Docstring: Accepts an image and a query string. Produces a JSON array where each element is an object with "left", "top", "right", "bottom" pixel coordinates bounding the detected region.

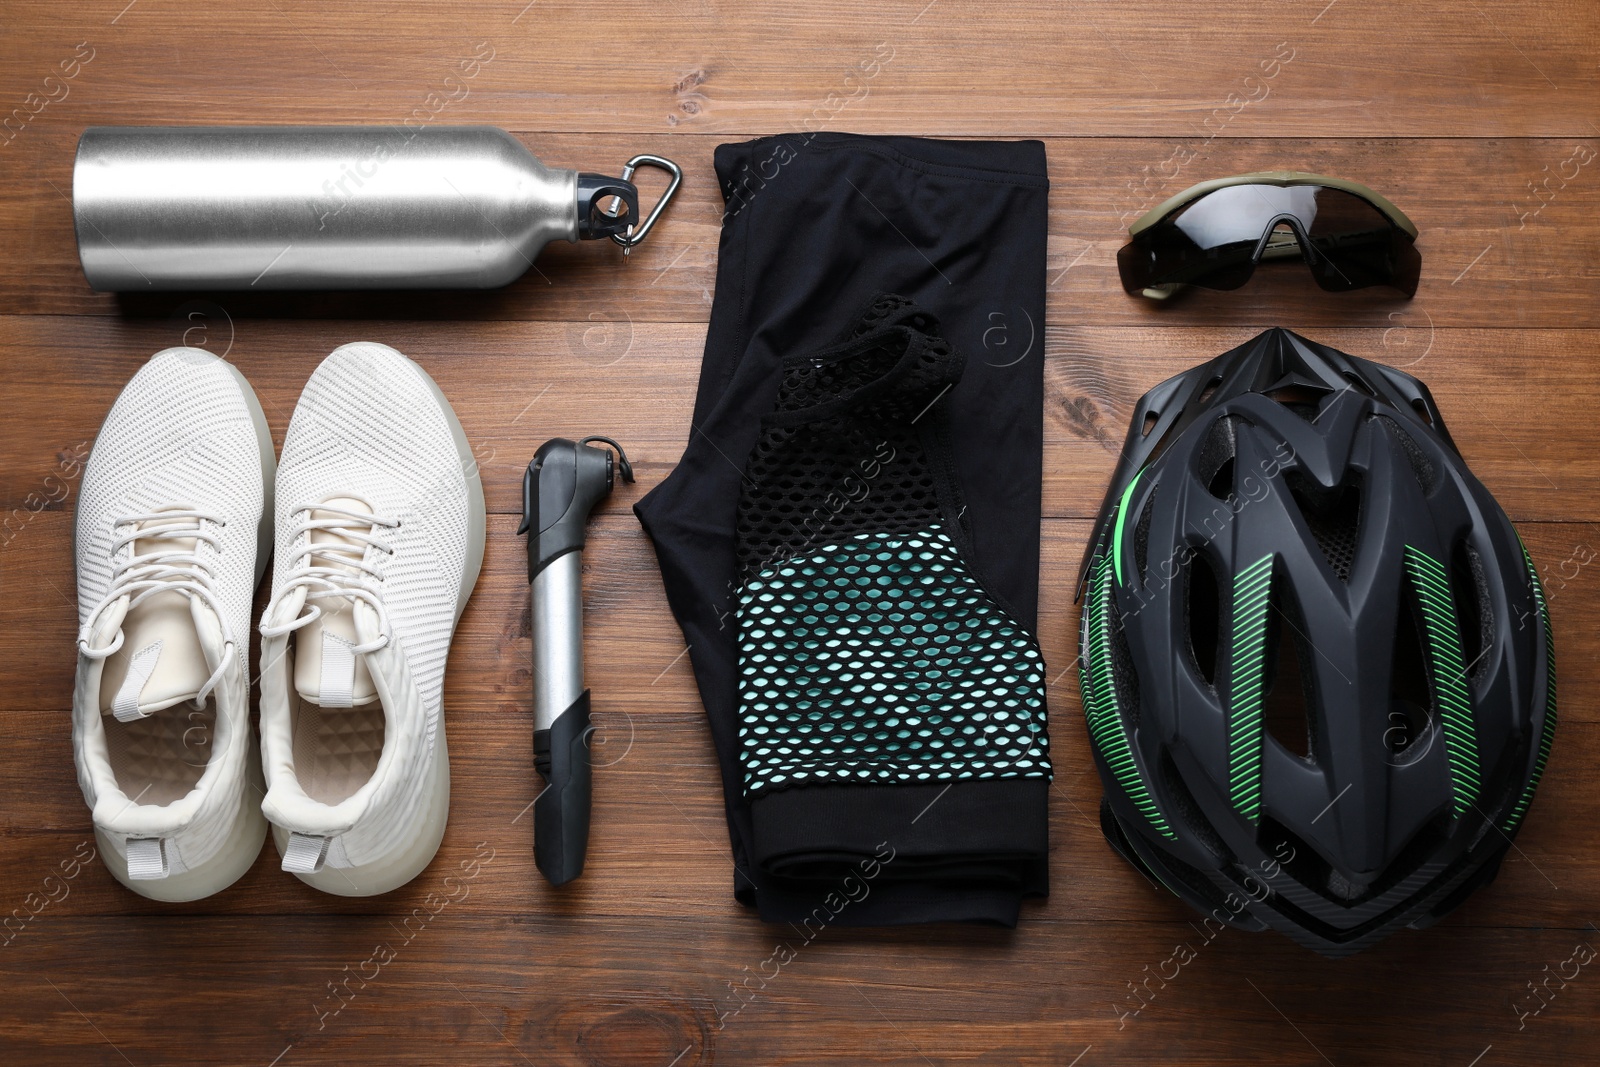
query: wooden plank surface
[{"left": 2, "top": 2, "right": 1598, "bottom": 1065}]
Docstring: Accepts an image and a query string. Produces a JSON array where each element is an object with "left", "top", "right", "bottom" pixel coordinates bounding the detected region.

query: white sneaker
[
  {"left": 73, "top": 348, "right": 274, "bottom": 901},
  {"left": 258, "top": 342, "right": 485, "bottom": 896}
]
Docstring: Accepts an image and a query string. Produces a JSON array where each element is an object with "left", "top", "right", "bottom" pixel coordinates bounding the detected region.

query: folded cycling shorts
[{"left": 635, "top": 133, "right": 1051, "bottom": 926}]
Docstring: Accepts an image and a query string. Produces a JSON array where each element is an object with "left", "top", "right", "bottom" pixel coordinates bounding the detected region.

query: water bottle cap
[{"left": 575, "top": 174, "right": 639, "bottom": 240}]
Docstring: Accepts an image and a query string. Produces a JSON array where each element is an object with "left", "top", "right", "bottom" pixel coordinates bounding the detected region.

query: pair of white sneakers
[{"left": 73, "top": 343, "right": 485, "bottom": 900}]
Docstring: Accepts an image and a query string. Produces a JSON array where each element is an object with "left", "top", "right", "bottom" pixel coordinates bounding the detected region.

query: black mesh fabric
[
  {"left": 734, "top": 297, "right": 1051, "bottom": 797},
  {"left": 1286, "top": 472, "right": 1362, "bottom": 581},
  {"left": 1375, "top": 415, "right": 1437, "bottom": 494},
  {"left": 734, "top": 296, "right": 949, "bottom": 574}
]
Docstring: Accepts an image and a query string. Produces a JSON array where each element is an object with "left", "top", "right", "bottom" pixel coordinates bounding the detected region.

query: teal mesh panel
[{"left": 737, "top": 527, "right": 1049, "bottom": 793}]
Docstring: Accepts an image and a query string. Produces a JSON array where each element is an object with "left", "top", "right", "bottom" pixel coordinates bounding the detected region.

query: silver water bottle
[{"left": 72, "top": 126, "right": 679, "bottom": 290}]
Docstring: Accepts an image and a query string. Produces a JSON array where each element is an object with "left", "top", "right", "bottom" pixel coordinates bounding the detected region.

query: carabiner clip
[{"left": 604, "top": 154, "right": 682, "bottom": 254}]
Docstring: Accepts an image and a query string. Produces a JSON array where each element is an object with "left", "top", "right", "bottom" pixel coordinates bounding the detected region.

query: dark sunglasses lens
[
  {"left": 1117, "top": 231, "right": 1257, "bottom": 291},
  {"left": 1390, "top": 236, "right": 1422, "bottom": 295},
  {"left": 1303, "top": 188, "right": 1417, "bottom": 294},
  {"left": 1120, "top": 184, "right": 1306, "bottom": 292}
]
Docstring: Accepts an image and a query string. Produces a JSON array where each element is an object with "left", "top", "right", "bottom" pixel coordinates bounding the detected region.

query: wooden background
[{"left": 2, "top": 1, "right": 1597, "bottom": 1064}]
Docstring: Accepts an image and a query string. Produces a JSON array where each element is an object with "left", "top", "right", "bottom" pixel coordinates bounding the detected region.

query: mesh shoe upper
[
  {"left": 73, "top": 347, "right": 270, "bottom": 880},
  {"left": 258, "top": 342, "right": 477, "bottom": 871}
]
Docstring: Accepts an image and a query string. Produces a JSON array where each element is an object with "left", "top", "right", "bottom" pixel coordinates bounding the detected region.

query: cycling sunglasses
[{"left": 1118, "top": 172, "right": 1421, "bottom": 299}]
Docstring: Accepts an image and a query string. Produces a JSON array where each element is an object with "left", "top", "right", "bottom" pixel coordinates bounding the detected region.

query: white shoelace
[
  {"left": 260, "top": 502, "right": 398, "bottom": 653},
  {"left": 78, "top": 508, "right": 235, "bottom": 708}
]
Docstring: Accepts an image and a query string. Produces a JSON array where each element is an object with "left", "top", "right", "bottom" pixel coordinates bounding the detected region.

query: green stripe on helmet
[
  {"left": 1502, "top": 544, "right": 1557, "bottom": 832},
  {"left": 1227, "top": 554, "right": 1274, "bottom": 822},
  {"left": 1081, "top": 552, "right": 1174, "bottom": 839},
  {"left": 1402, "top": 546, "right": 1482, "bottom": 816},
  {"left": 1112, "top": 468, "right": 1146, "bottom": 586}
]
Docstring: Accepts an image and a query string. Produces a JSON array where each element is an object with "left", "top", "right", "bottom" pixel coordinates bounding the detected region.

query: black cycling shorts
[{"left": 635, "top": 132, "right": 1051, "bottom": 926}]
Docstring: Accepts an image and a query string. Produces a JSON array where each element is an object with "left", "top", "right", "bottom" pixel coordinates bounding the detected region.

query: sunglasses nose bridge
[{"left": 1252, "top": 213, "right": 1315, "bottom": 262}]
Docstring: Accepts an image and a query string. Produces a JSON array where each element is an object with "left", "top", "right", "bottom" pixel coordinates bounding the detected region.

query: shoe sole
[
  {"left": 274, "top": 345, "right": 485, "bottom": 897},
  {"left": 95, "top": 349, "right": 276, "bottom": 901}
]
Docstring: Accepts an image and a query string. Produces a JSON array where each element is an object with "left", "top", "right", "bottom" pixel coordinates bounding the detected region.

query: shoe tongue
[
  {"left": 99, "top": 522, "right": 225, "bottom": 722},
  {"left": 293, "top": 497, "right": 380, "bottom": 708}
]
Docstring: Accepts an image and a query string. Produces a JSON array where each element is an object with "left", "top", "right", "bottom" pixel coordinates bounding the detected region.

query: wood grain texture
[
  {"left": 1, "top": 1, "right": 1598, "bottom": 1065},
  {"left": 3, "top": 317, "right": 1596, "bottom": 520}
]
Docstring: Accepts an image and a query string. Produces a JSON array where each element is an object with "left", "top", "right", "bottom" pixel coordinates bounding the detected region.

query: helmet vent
[
  {"left": 1285, "top": 472, "right": 1363, "bottom": 582},
  {"left": 1195, "top": 374, "right": 1223, "bottom": 406},
  {"left": 1159, "top": 750, "right": 1231, "bottom": 861},
  {"left": 1109, "top": 596, "right": 1142, "bottom": 729},
  {"left": 1387, "top": 583, "right": 1434, "bottom": 759},
  {"left": 1141, "top": 409, "right": 1160, "bottom": 437},
  {"left": 1209, "top": 458, "right": 1236, "bottom": 501},
  {"left": 1341, "top": 370, "right": 1378, "bottom": 399},
  {"left": 1185, "top": 551, "right": 1223, "bottom": 687},
  {"left": 1133, "top": 492, "right": 1155, "bottom": 582},
  {"left": 1375, "top": 416, "right": 1437, "bottom": 495},
  {"left": 1264, "top": 384, "right": 1329, "bottom": 421},
  {"left": 1262, "top": 591, "right": 1315, "bottom": 761},
  {"left": 1196, "top": 415, "right": 1242, "bottom": 502}
]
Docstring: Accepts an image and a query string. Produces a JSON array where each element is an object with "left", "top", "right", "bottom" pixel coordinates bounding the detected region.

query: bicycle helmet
[{"left": 1076, "top": 327, "right": 1556, "bottom": 956}]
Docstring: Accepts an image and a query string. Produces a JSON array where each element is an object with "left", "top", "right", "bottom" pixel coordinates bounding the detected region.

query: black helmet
[{"left": 1076, "top": 327, "right": 1556, "bottom": 956}]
